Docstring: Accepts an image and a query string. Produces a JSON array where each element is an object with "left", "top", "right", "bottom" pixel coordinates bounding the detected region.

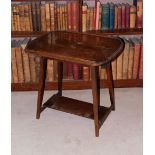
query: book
[
  {"left": 130, "top": 5, "right": 136, "bottom": 28},
  {"left": 127, "top": 40, "right": 134, "bottom": 79},
  {"left": 112, "top": 59, "right": 117, "bottom": 80},
  {"left": 101, "top": 3, "right": 110, "bottom": 30},
  {"left": 131, "top": 38, "right": 141, "bottom": 79},
  {"left": 125, "top": 3, "right": 130, "bottom": 29},
  {"left": 36, "top": 1, "right": 41, "bottom": 31},
  {"left": 50, "top": 2, "right": 55, "bottom": 31},
  {"left": 67, "top": 2, "right": 72, "bottom": 30},
  {"left": 82, "top": 4, "right": 87, "bottom": 32},
  {"left": 16, "top": 40, "right": 25, "bottom": 83},
  {"left": 47, "top": 59, "right": 54, "bottom": 82},
  {"left": 40, "top": 2, "right": 46, "bottom": 31},
  {"left": 121, "top": 3, "right": 126, "bottom": 29},
  {"left": 109, "top": 3, "right": 115, "bottom": 31},
  {"left": 83, "top": 66, "right": 90, "bottom": 81},
  {"left": 116, "top": 52, "right": 123, "bottom": 80},
  {"left": 139, "top": 38, "right": 143, "bottom": 79},
  {"left": 45, "top": 2, "right": 51, "bottom": 31},
  {"left": 72, "top": 1, "right": 79, "bottom": 31},
  {"left": 137, "top": 0, "right": 143, "bottom": 28},
  {"left": 11, "top": 40, "right": 18, "bottom": 83},
  {"left": 95, "top": 1, "right": 100, "bottom": 30},
  {"left": 21, "top": 38, "right": 31, "bottom": 82},
  {"left": 114, "top": 4, "right": 118, "bottom": 29},
  {"left": 122, "top": 38, "right": 130, "bottom": 79},
  {"left": 117, "top": 4, "right": 122, "bottom": 30}
]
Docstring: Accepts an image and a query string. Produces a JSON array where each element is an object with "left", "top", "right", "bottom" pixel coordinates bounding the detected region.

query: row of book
[
  {"left": 11, "top": 1, "right": 79, "bottom": 32},
  {"left": 11, "top": 36, "right": 143, "bottom": 84},
  {"left": 82, "top": 0, "right": 143, "bottom": 32}
]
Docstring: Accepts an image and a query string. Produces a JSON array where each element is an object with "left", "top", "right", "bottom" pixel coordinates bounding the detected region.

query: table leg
[
  {"left": 106, "top": 62, "right": 115, "bottom": 111},
  {"left": 91, "top": 66, "right": 100, "bottom": 137},
  {"left": 57, "top": 61, "right": 63, "bottom": 96},
  {"left": 36, "top": 57, "right": 47, "bottom": 119}
]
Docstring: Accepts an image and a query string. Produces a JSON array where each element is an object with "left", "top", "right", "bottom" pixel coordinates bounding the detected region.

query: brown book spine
[
  {"left": 60, "top": 5, "right": 63, "bottom": 30},
  {"left": 57, "top": 5, "right": 60, "bottom": 30},
  {"left": 29, "top": 54, "right": 37, "bottom": 82},
  {"left": 132, "top": 39, "right": 141, "bottom": 79},
  {"left": 16, "top": 45, "right": 25, "bottom": 83},
  {"left": 139, "top": 43, "right": 143, "bottom": 79},
  {"left": 11, "top": 46, "right": 18, "bottom": 83},
  {"left": 98, "top": 6, "right": 102, "bottom": 30},
  {"left": 16, "top": 4, "right": 21, "bottom": 31},
  {"left": 50, "top": 2, "right": 55, "bottom": 31},
  {"left": 130, "top": 5, "right": 136, "bottom": 28},
  {"left": 112, "top": 59, "right": 117, "bottom": 80},
  {"left": 64, "top": 5, "right": 67, "bottom": 30},
  {"left": 28, "top": 3, "right": 33, "bottom": 31},
  {"left": 125, "top": 4, "right": 130, "bottom": 29},
  {"left": 114, "top": 5, "right": 118, "bottom": 29},
  {"left": 117, "top": 4, "right": 122, "bottom": 30},
  {"left": 11, "top": 66, "right": 14, "bottom": 83},
  {"left": 89, "top": 8, "right": 93, "bottom": 30},
  {"left": 122, "top": 39, "right": 130, "bottom": 79},
  {"left": 116, "top": 53, "right": 123, "bottom": 79},
  {"left": 83, "top": 66, "right": 90, "bottom": 81},
  {"left": 45, "top": 2, "right": 51, "bottom": 31},
  {"left": 24, "top": 4, "right": 31, "bottom": 31},
  {"left": 121, "top": 4, "right": 126, "bottom": 29},
  {"left": 137, "top": 0, "right": 143, "bottom": 28},
  {"left": 82, "top": 4, "right": 87, "bottom": 32},
  {"left": 62, "top": 5, "right": 66, "bottom": 31},
  {"left": 12, "top": 5, "right": 18, "bottom": 31},
  {"left": 41, "top": 3, "right": 46, "bottom": 31},
  {"left": 47, "top": 60, "right": 54, "bottom": 82},
  {"left": 127, "top": 43, "right": 134, "bottom": 79},
  {"left": 35, "top": 56, "right": 40, "bottom": 82},
  {"left": 72, "top": 1, "right": 79, "bottom": 31},
  {"left": 54, "top": 4, "right": 58, "bottom": 31},
  {"left": 18, "top": 4, "right": 25, "bottom": 31},
  {"left": 11, "top": 5, "right": 15, "bottom": 31},
  {"left": 22, "top": 48, "right": 31, "bottom": 82}
]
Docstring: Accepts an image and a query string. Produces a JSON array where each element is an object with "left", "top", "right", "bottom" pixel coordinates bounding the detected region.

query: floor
[{"left": 11, "top": 88, "right": 143, "bottom": 155}]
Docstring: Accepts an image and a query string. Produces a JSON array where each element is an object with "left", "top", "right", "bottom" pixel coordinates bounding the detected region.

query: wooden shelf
[
  {"left": 11, "top": 28, "right": 143, "bottom": 37},
  {"left": 42, "top": 94, "right": 112, "bottom": 128},
  {"left": 86, "top": 28, "right": 143, "bottom": 35},
  {"left": 11, "top": 79, "right": 143, "bottom": 91}
]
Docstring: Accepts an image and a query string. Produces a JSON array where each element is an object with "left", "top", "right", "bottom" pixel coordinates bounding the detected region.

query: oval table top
[{"left": 25, "top": 31, "right": 125, "bottom": 66}]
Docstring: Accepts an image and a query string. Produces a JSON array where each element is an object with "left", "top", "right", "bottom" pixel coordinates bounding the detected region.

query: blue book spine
[
  {"left": 109, "top": 3, "right": 115, "bottom": 31},
  {"left": 101, "top": 4, "right": 110, "bottom": 30}
]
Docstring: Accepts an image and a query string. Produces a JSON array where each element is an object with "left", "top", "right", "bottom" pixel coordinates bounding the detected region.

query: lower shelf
[
  {"left": 11, "top": 79, "right": 143, "bottom": 91},
  {"left": 42, "top": 94, "right": 112, "bottom": 128}
]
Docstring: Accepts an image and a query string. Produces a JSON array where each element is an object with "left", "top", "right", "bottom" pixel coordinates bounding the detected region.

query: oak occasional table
[{"left": 25, "top": 31, "right": 124, "bottom": 137}]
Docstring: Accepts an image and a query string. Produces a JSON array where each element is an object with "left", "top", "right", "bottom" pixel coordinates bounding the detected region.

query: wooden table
[{"left": 25, "top": 31, "right": 124, "bottom": 137}]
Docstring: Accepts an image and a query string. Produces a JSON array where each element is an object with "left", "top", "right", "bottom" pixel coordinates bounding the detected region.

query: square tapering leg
[
  {"left": 106, "top": 63, "right": 115, "bottom": 111},
  {"left": 57, "top": 61, "right": 63, "bottom": 96},
  {"left": 36, "top": 57, "right": 47, "bottom": 119},
  {"left": 91, "top": 66, "right": 100, "bottom": 137}
]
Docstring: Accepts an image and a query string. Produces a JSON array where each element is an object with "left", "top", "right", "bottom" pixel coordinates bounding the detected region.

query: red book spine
[
  {"left": 117, "top": 5, "right": 122, "bottom": 29},
  {"left": 133, "top": 42, "right": 141, "bottom": 79},
  {"left": 73, "top": 64, "right": 79, "bottom": 80},
  {"left": 125, "top": 5, "right": 130, "bottom": 29},
  {"left": 137, "top": 0, "right": 143, "bottom": 28},
  {"left": 72, "top": 1, "right": 79, "bottom": 31},
  {"left": 67, "top": 2, "right": 72, "bottom": 31},
  {"left": 121, "top": 4, "right": 126, "bottom": 29},
  {"left": 139, "top": 44, "right": 143, "bottom": 79}
]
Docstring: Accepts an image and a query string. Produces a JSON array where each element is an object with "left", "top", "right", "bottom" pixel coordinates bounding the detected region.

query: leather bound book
[
  {"left": 139, "top": 38, "right": 143, "bottom": 79},
  {"left": 64, "top": 5, "right": 67, "bottom": 30},
  {"left": 95, "top": 1, "right": 100, "bottom": 30},
  {"left": 16, "top": 4, "right": 21, "bottom": 31},
  {"left": 45, "top": 2, "right": 51, "bottom": 31},
  {"left": 40, "top": 2, "right": 46, "bottom": 31},
  {"left": 16, "top": 40, "right": 25, "bottom": 83},
  {"left": 28, "top": 3, "right": 33, "bottom": 31},
  {"left": 32, "top": 2, "right": 37, "bottom": 31},
  {"left": 21, "top": 38, "right": 31, "bottom": 83},
  {"left": 121, "top": 3, "right": 126, "bottom": 29},
  {"left": 62, "top": 5, "right": 65, "bottom": 31},
  {"left": 89, "top": 7, "right": 93, "bottom": 31},
  {"left": 83, "top": 66, "right": 90, "bottom": 81},
  {"left": 117, "top": 4, "right": 122, "bottom": 30},
  {"left": 72, "top": 1, "right": 79, "bottom": 31},
  {"left": 127, "top": 40, "right": 134, "bottom": 79},
  {"left": 98, "top": 5, "right": 102, "bottom": 30},
  {"left": 137, "top": 0, "right": 143, "bottom": 28},
  {"left": 114, "top": 4, "right": 118, "bottom": 29},
  {"left": 11, "top": 5, "right": 15, "bottom": 31},
  {"left": 54, "top": 3, "right": 58, "bottom": 31},
  {"left": 73, "top": 64, "right": 79, "bottom": 80},
  {"left": 11, "top": 40, "right": 18, "bottom": 83},
  {"left": 82, "top": 4, "right": 87, "bottom": 32},
  {"left": 67, "top": 2, "right": 72, "bottom": 31},
  {"left": 29, "top": 53, "right": 37, "bottom": 82},
  {"left": 36, "top": 1, "right": 41, "bottom": 31},
  {"left": 116, "top": 52, "right": 123, "bottom": 80},
  {"left": 87, "top": 8, "right": 90, "bottom": 31},
  {"left": 12, "top": 4, "right": 18, "bottom": 31},
  {"left": 18, "top": 4, "right": 25, "bottom": 31},
  {"left": 101, "top": 3, "right": 110, "bottom": 30},
  {"left": 34, "top": 56, "right": 40, "bottom": 82},
  {"left": 125, "top": 3, "right": 130, "bottom": 29},
  {"left": 57, "top": 5, "right": 60, "bottom": 30},
  {"left": 131, "top": 38, "right": 141, "bottom": 79},
  {"left": 122, "top": 38, "right": 130, "bottom": 79},
  {"left": 47, "top": 60, "right": 54, "bottom": 82},
  {"left": 130, "top": 5, "right": 136, "bottom": 28},
  {"left": 50, "top": 2, "right": 55, "bottom": 31},
  {"left": 24, "top": 3, "right": 31, "bottom": 31},
  {"left": 109, "top": 3, "right": 115, "bottom": 31},
  {"left": 112, "top": 59, "right": 117, "bottom": 80}
]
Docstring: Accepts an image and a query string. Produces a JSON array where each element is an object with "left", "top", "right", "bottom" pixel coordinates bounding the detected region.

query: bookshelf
[{"left": 11, "top": 0, "right": 143, "bottom": 91}]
